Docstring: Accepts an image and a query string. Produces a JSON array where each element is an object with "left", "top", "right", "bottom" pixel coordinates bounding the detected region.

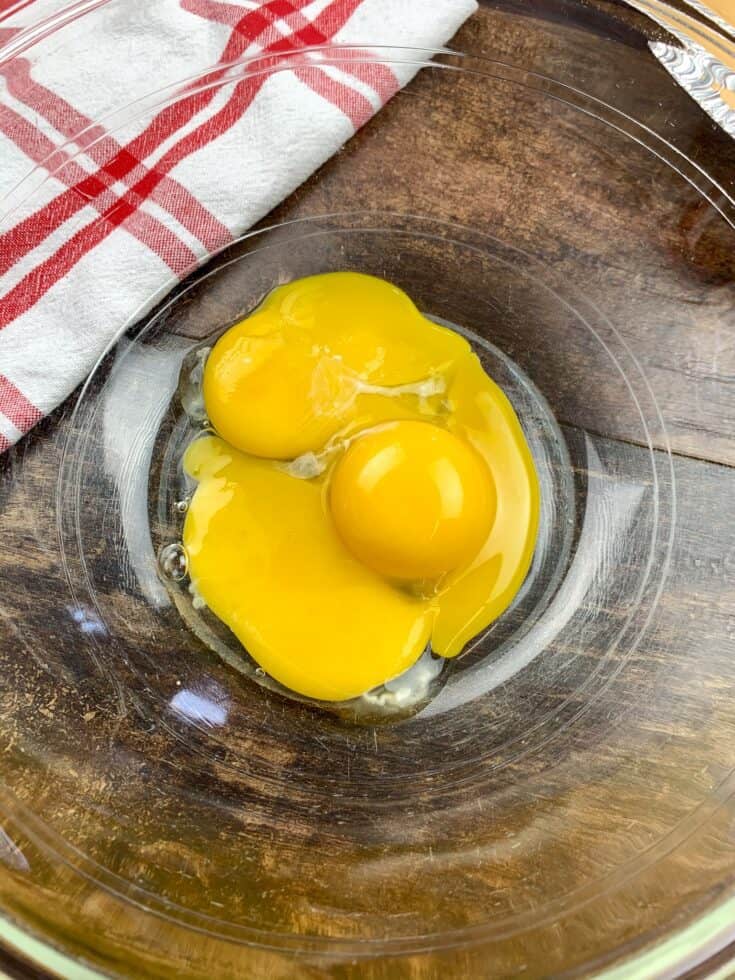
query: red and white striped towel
[{"left": 0, "top": 0, "right": 477, "bottom": 452}]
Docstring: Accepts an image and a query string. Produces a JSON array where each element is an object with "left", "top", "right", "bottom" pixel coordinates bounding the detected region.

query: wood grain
[
  {"left": 1, "top": 1, "right": 734, "bottom": 978},
  {"left": 255, "top": 0, "right": 735, "bottom": 467}
]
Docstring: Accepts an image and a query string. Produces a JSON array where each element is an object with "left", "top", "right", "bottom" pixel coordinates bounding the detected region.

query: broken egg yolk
[{"left": 183, "top": 272, "right": 539, "bottom": 702}]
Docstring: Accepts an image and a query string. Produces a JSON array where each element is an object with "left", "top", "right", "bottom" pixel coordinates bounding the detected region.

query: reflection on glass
[{"left": 169, "top": 685, "right": 229, "bottom": 727}]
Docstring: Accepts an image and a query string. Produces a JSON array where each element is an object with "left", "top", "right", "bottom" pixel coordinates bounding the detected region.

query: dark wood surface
[
  {"left": 261, "top": 0, "right": 735, "bottom": 467},
  {"left": 1, "top": 1, "right": 735, "bottom": 978}
]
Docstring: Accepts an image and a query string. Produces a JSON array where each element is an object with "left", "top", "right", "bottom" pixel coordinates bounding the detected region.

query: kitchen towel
[{"left": 0, "top": 0, "right": 477, "bottom": 451}]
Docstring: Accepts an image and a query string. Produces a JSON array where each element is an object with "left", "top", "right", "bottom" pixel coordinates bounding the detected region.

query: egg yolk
[
  {"left": 182, "top": 272, "right": 539, "bottom": 703},
  {"left": 201, "top": 271, "right": 467, "bottom": 460},
  {"left": 330, "top": 421, "right": 496, "bottom": 581},
  {"left": 183, "top": 435, "right": 432, "bottom": 702}
]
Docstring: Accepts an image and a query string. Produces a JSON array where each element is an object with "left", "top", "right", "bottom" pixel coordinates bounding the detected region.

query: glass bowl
[{"left": 2, "top": 1, "right": 735, "bottom": 976}]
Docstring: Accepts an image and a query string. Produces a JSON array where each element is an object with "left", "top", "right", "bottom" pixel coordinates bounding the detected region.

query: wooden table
[{"left": 1, "top": 1, "right": 734, "bottom": 976}]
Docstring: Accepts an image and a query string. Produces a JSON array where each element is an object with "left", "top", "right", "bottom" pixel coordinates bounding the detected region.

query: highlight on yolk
[
  {"left": 182, "top": 271, "right": 540, "bottom": 703},
  {"left": 330, "top": 421, "right": 496, "bottom": 581}
]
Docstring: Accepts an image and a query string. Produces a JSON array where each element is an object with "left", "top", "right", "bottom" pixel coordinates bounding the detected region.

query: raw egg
[
  {"left": 182, "top": 272, "right": 539, "bottom": 702},
  {"left": 330, "top": 421, "right": 496, "bottom": 582}
]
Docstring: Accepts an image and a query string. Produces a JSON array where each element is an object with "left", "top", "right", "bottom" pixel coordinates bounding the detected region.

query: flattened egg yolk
[
  {"left": 183, "top": 272, "right": 540, "bottom": 703},
  {"left": 182, "top": 435, "right": 432, "bottom": 703},
  {"left": 330, "top": 421, "right": 496, "bottom": 581},
  {"left": 201, "top": 271, "right": 468, "bottom": 460}
]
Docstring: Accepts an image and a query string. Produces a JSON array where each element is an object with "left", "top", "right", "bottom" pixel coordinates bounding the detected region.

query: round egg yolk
[{"left": 330, "top": 420, "right": 496, "bottom": 581}]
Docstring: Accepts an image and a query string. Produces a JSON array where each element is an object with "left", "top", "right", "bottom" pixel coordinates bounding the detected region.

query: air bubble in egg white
[{"left": 159, "top": 543, "right": 188, "bottom": 581}]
